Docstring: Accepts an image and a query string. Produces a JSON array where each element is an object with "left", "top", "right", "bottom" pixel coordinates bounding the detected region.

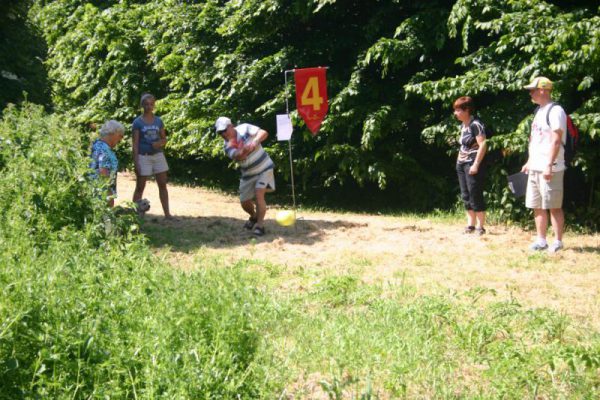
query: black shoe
[
  {"left": 243, "top": 217, "right": 257, "bottom": 230},
  {"left": 476, "top": 227, "right": 486, "bottom": 236},
  {"left": 463, "top": 226, "right": 475, "bottom": 234},
  {"left": 253, "top": 226, "right": 265, "bottom": 236}
]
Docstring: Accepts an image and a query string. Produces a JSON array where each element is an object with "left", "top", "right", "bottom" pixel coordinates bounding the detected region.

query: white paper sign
[{"left": 276, "top": 114, "right": 293, "bottom": 141}]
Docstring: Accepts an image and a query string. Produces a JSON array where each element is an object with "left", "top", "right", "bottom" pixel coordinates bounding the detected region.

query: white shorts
[
  {"left": 138, "top": 153, "right": 169, "bottom": 177},
  {"left": 525, "top": 170, "right": 564, "bottom": 209},
  {"left": 239, "top": 169, "right": 275, "bottom": 202}
]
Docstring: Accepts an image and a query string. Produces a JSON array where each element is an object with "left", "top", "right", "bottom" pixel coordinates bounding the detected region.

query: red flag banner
[{"left": 294, "top": 67, "right": 328, "bottom": 135}]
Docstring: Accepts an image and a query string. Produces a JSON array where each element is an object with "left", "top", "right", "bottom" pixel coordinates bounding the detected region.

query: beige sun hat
[{"left": 524, "top": 76, "right": 553, "bottom": 90}]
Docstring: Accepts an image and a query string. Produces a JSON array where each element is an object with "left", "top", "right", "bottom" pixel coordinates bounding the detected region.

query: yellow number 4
[{"left": 301, "top": 77, "right": 324, "bottom": 111}]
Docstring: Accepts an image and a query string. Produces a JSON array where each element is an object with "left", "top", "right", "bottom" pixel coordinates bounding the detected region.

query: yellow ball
[{"left": 276, "top": 210, "right": 296, "bottom": 226}]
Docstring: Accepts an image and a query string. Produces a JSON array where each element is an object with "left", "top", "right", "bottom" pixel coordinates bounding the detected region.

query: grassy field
[
  {"left": 120, "top": 174, "right": 600, "bottom": 399},
  {"left": 4, "top": 105, "right": 597, "bottom": 398}
]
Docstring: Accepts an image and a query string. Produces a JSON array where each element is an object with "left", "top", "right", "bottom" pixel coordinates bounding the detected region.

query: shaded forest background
[{"left": 2, "top": 0, "right": 600, "bottom": 227}]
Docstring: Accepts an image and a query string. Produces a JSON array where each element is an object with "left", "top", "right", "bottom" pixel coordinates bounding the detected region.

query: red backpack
[{"left": 543, "top": 103, "right": 580, "bottom": 166}]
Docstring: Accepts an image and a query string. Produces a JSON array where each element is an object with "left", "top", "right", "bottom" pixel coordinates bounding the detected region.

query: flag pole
[
  {"left": 283, "top": 66, "right": 329, "bottom": 226},
  {"left": 284, "top": 69, "right": 297, "bottom": 222}
]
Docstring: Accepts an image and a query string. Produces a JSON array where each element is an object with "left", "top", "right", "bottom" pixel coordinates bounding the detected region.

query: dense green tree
[
  {"left": 28, "top": 0, "right": 600, "bottom": 221},
  {"left": 32, "top": 0, "right": 460, "bottom": 209},
  {"left": 0, "top": 0, "right": 49, "bottom": 109},
  {"left": 406, "top": 0, "right": 600, "bottom": 224},
  {"left": 31, "top": 0, "right": 159, "bottom": 123}
]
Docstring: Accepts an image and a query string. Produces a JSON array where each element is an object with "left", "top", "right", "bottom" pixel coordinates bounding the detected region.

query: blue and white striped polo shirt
[{"left": 224, "top": 123, "right": 274, "bottom": 179}]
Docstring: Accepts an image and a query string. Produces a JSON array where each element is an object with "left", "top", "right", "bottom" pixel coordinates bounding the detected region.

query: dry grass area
[{"left": 116, "top": 172, "right": 600, "bottom": 330}]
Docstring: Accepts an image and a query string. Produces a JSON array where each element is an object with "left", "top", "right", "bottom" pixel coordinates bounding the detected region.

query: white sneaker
[
  {"left": 548, "top": 241, "right": 564, "bottom": 253},
  {"left": 529, "top": 241, "right": 548, "bottom": 251}
]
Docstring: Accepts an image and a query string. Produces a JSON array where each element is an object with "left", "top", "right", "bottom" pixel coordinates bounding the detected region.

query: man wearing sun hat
[
  {"left": 521, "top": 76, "right": 567, "bottom": 253},
  {"left": 215, "top": 117, "right": 275, "bottom": 237}
]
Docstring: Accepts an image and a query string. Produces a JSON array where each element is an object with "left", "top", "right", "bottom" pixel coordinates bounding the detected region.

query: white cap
[{"left": 215, "top": 117, "right": 232, "bottom": 133}]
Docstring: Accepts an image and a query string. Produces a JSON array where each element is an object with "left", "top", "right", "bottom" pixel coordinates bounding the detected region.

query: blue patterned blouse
[{"left": 90, "top": 139, "right": 118, "bottom": 194}]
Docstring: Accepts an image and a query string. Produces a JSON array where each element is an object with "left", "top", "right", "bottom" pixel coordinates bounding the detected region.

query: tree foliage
[
  {"left": 0, "top": 0, "right": 49, "bottom": 109},
  {"left": 28, "top": 0, "right": 600, "bottom": 221},
  {"left": 32, "top": 0, "right": 460, "bottom": 210},
  {"left": 406, "top": 0, "right": 600, "bottom": 224}
]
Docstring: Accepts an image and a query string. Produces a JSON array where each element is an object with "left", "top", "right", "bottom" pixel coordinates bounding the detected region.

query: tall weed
[
  {"left": 0, "top": 102, "right": 110, "bottom": 245},
  {"left": 0, "top": 104, "right": 273, "bottom": 398}
]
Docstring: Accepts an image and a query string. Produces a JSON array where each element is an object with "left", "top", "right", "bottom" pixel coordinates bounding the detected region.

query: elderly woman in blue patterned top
[{"left": 90, "top": 120, "right": 125, "bottom": 207}]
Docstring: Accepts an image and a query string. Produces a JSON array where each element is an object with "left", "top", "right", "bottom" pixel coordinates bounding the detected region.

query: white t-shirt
[{"left": 529, "top": 103, "right": 567, "bottom": 172}]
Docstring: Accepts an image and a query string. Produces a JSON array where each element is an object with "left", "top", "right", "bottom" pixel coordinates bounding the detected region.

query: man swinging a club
[{"left": 215, "top": 117, "right": 275, "bottom": 237}]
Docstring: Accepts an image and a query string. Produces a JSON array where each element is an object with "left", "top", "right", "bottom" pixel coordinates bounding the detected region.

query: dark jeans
[{"left": 456, "top": 162, "right": 486, "bottom": 212}]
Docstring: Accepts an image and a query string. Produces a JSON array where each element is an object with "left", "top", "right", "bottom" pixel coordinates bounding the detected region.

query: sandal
[
  {"left": 252, "top": 226, "right": 265, "bottom": 237},
  {"left": 463, "top": 225, "right": 475, "bottom": 234},
  {"left": 243, "top": 217, "right": 257, "bottom": 230}
]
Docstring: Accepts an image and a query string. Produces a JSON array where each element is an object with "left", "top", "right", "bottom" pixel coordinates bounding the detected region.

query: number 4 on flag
[
  {"left": 301, "top": 77, "right": 324, "bottom": 111},
  {"left": 295, "top": 67, "right": 328, "bottom": 135}
]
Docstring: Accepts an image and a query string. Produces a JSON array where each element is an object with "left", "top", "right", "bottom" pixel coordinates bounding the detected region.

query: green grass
[
  {"left": 136, "top": 205, "right": 600, "bottom": 398},
  {"left": 1, "top": 236, "right": 280, "bottom": 398},
  {"left": 0, "top": 104, "right": 281, "bottom": 398},
  {"left": 2, "top": 104, "right": 598, "bottom": 398},
  {"left": 283, "top": 283, "right": 598, "bottom": 398},
  {"left": 182, "top": 251, "right": 600, "bottom": 399}
]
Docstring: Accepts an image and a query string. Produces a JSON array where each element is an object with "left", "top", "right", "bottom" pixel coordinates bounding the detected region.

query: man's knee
[{"left": 255, "top": 188, "right": 267, "bottom": 199}]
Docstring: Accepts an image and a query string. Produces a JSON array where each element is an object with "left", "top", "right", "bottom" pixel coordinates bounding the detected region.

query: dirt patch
[{"left": 116, "top": 172, "right": 600, "bottom": 330}]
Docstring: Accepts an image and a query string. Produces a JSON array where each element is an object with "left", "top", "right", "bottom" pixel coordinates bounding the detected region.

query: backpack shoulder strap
[
  {"left": 546, "top": 102, "right": 570, "bottom": 147},
  {"left": 545, "top": 102, "right": 557, "bottom": 126}
]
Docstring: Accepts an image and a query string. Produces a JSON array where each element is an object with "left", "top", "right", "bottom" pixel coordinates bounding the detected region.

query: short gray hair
[{"left": 99, "top": 120, "right": 125, "bottom": 138}]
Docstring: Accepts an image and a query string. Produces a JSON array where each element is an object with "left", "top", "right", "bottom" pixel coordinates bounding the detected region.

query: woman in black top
[{"left": 453, "top": 96, "right": 488, "bottom": 235}]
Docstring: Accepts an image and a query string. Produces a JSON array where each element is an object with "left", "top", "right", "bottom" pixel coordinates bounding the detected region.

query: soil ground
[{"left": 116, "top": 172, "right": 600, "bottom": 331}]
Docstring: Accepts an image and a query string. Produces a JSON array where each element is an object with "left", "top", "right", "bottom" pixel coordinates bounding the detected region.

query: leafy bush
[
  {"left": 0, "top": 236, "right": 271, "bottom": 398},
  {"left": 0, "top": 104, "right": 273, "bottom": 398},
  {"left": 0, "top": 102, "right": 110, "bottom": 245}
]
